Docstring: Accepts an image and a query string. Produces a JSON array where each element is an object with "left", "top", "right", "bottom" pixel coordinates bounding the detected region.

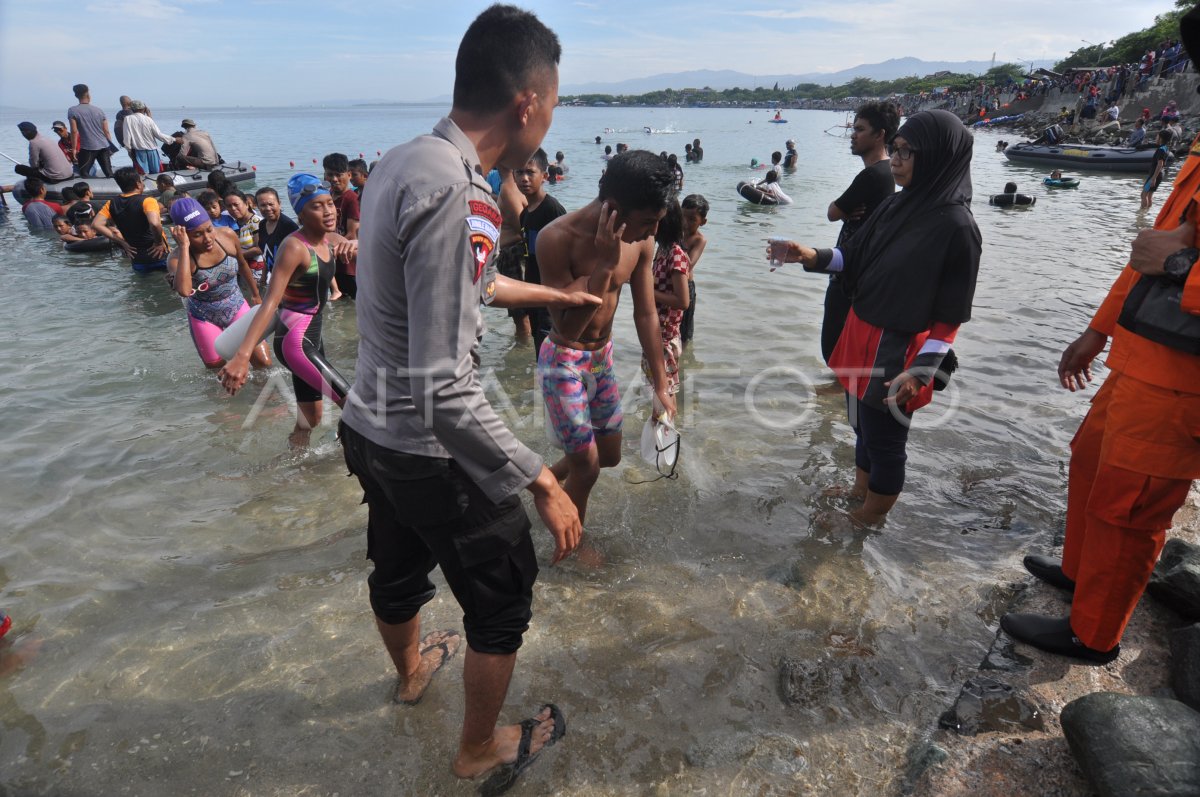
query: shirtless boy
[{"left": 536, "top": 149, "right": 677, "bottom": 523}]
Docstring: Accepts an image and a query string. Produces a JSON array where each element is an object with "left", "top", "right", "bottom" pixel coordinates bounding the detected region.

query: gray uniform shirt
[
  {"left": 67, "top": 103, "right": 108, "bottom": 150},
  {"left": 28, "top": 135, "right": 73, "bottom": 182},
  {"left": 182, "top": 129, "right": 219, "bottom": 167},
  {"left": 342, "top": 117, "right": 543, "bottom": 503}
]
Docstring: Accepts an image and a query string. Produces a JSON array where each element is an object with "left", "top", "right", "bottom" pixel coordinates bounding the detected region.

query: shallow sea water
[{"left": 0, "top": 105, "right": 1150, "bottom": 795}]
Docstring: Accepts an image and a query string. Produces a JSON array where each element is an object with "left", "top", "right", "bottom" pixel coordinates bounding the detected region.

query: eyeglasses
[{"left": 889, "top": 145, "right": 916, "bottom": 162}]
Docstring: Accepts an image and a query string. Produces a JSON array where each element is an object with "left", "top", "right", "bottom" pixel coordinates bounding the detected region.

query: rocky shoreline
[
  {"left": 919, "top": 71, "right": 1200, "bottom": 154},
  {"left": 908, "top": 488, "right": 1200, "bottom": 797}
]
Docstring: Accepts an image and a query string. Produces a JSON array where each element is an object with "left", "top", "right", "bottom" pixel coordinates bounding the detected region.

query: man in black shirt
[
  {"left": 515, "top": 148, "right": 568, "bottom": 350},
  {"left": 821, "top": 100, "right": 900, "bottom": 364}
]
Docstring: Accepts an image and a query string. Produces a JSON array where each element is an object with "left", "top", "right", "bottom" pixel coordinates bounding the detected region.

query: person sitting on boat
[
  {"left": 783, "top": 139, "right": 798, "bottom": 168},
  {"left": 773, "top": 110, "right": 782, "bottom": 121},
  {"left": 1126, "top": 118, "right": 1147, "bottom": 147},
  {"left": 50, "top": 121, "right": 76, "bottom": 168},
  {"left": 162, "top": 131, "right": 186, "bottom": 170},
  {"left": 178, "top": 119, "right": 220, "bottom": 170},
  {"left": 13, "top": 122, "right": 73, "bottom": 185},
  {"left": 755, "top": 171, "right": 793, "bottom": 205}
]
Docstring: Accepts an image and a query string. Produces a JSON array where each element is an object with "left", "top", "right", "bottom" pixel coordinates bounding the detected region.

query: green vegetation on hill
[
  {"left": 562, "top": 64, "right": 1027, "bottom": 107},
  {"left": 1055, "top": 2, "right": 1188, "bottom": 71}
]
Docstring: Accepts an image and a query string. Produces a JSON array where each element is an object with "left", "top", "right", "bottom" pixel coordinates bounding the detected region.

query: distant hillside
[{"left": 561, "top": 57, "right": 1057, "bottom": 96}]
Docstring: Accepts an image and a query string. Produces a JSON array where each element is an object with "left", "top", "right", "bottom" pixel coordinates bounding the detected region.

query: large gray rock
[
  {"left": 1061, "top": 692, "right": 1200, "bottom": 797},
  {"left": 1148, "top": 539, "right": 1200, "bottom": 621},
  {"left": 937, "top": 676, "right": 1044, "bottom": 736},
  {"left": 1170, "top": 623, "right": 1200, "bottom": 712}
]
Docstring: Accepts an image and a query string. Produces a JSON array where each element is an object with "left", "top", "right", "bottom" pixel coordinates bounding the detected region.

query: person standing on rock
[{"left": 1002, "top": 3, "right": 1200, "bottom": 667}]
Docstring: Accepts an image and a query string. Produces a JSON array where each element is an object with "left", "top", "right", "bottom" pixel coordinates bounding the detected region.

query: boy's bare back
[{"left": 536, "top": 199, "right": 655, "bottom": 350}]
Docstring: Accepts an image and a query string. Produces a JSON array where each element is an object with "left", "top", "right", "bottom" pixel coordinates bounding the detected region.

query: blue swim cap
[{"left": 287, "top": 173, "right": 330, "bottom": 215}]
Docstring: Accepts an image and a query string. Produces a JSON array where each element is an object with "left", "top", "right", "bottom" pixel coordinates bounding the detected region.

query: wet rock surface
[
  {"left": 937, "top": 676, "right": 1045, "bottom": 736},
  {"left": 1061, "top": 692, "right": 1200, "bottom": 797},
  {"left": 1149, "top": 539, "right": 1200, "bottom": 621},
  {"left": 911, "top": 490, "right": 1200, "bottom": 797},
  {"left": 979, "top": 631, "right": 1034, "bottom": 672},
  {"left": 685, "top": 731, "right": 809, "bottom": 777},
  {"left": 1169, "top": 623, "right": 1200, "bottom": 712}
]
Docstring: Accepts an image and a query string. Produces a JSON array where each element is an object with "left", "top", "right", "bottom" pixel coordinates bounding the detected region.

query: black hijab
[{"left": 843, "top": 109, "right": 982, "bottom": 333}]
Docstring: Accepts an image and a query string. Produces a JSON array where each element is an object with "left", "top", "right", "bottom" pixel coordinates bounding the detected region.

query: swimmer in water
[
  {"left": 218, "top": 174, "right": 356, "bottom": 448},
  {"left": 166, "top": 196, "right": 270, "bottom": 370}
]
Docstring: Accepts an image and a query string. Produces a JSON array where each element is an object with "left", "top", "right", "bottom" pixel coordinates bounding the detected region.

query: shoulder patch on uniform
[
  {"left": 468, "top": 199, "right": 502, "bottom": 228},
  {"left": 470, "top": 233, "right": 494, "bottom": 284}
]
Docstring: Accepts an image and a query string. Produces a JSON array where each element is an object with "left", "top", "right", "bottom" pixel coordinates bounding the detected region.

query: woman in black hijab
[{"left": 771, "top": 109, "right": 982, "bottom": 524}]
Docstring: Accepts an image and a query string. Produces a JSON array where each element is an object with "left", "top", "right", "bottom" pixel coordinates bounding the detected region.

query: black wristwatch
[{"left": 1163, "top": 247, "right": 1198, "bottom": 284}]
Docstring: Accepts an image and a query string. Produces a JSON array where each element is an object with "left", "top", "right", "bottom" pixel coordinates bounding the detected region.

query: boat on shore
[
  {"left": 1003, "top": 143, "right": 1170, "bottom": 173},
  {"left": 15, "top": 161, "right": 256, "bottom": 202}
]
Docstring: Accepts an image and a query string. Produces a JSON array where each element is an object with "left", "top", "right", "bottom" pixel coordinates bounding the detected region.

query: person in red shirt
[
  {"left": 20, "top": 177, "right": 64, "bottom": 230},
  {"left": 1002, "top": 3, "right": 1200, "bottom": 666},
  {"left": 322, "top": 152, "right": 360, "bottom": 299}
]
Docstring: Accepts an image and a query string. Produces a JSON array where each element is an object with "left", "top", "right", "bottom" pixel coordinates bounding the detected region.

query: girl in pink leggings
[
  {"left": 218, "top": 175, "right": 356, "bottom": 447},
  {"left": 167, "top": 197, "right": 271, "bottom": 369}
]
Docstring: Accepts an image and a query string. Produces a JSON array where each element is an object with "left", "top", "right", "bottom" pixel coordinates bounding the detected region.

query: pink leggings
[
  {"left": 189, "top": 302, "right": 249, "bottom": 367},
  {"left": 275, "top": 309, "right": 349, "bottom": 406}
]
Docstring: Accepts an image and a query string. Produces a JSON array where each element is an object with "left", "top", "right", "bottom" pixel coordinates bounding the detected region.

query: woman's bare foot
[
  {"left": 394, "top": 629, "right": 461, "bottom": 705},
  {"left": 453, "top": 705, "right": 559, "bottom": 780},
  {"left": 287, "top": 427, "right": 312, "bottom": 449}
]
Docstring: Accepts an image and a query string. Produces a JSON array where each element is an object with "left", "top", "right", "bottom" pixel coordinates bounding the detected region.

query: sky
[{"left": 0, "top": 0, "right": 1181, "bottom": 109}]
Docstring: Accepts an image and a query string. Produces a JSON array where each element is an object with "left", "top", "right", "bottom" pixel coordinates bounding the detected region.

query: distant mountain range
[{"left": 560, "top": 57, "right": 1058, "bottom": 96}]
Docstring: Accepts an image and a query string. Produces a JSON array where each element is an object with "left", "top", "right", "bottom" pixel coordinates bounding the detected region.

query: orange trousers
[{"left": 1061, "top": 372, "right": 1199, "bottom": 651}]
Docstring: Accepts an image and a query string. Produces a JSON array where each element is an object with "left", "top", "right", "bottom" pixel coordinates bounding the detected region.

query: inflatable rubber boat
[
  {"left": 15, "top": 161, "right": 257, "bottom": 202},
  {"left": 1004, "top": 143, "right": 1169, "bottom": 173}
]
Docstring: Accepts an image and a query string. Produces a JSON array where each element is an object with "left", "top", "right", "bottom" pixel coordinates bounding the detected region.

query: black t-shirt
[
  {"left": 257, "top": 214, "right": 300, "bottom": 275},
  {"left": 108, "top": 194, "right": 166, "bottom": 264},
  {"left": 1149, "top": 145, "right": 1170, "bottom": 186},
  {"left": 520, "top": 194, "right": 567, "bottom": 285},
  {"left": 834, "top": 159, "right": 896, "bottom": 247}
]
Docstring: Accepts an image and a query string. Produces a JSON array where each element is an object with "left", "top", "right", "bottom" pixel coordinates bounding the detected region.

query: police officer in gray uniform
[{"left": 340, "top": 5, "right": 599, "bottom": 792}]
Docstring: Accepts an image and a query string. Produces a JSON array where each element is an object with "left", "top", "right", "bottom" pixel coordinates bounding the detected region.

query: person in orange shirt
[{"left": 1002, "top": 4, "right": 1200, "bottom": 665}]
